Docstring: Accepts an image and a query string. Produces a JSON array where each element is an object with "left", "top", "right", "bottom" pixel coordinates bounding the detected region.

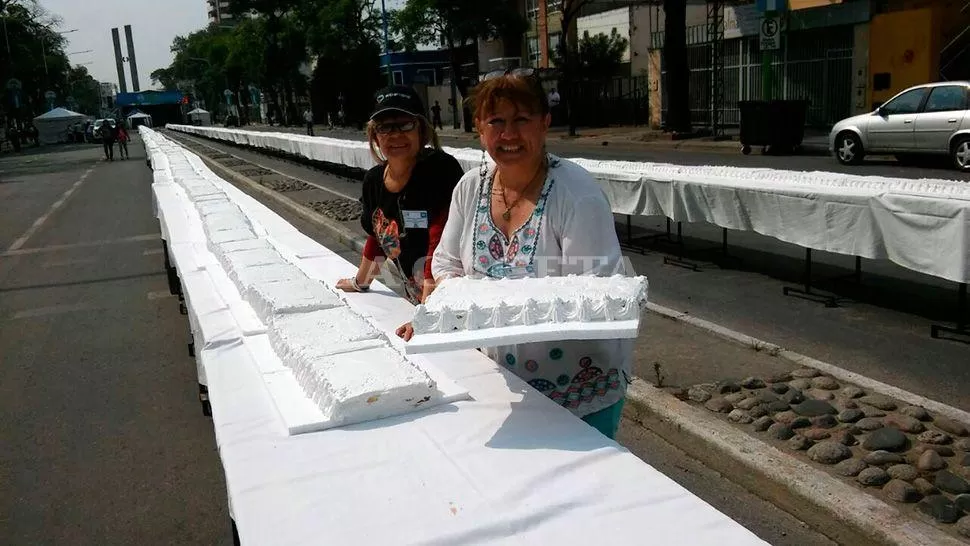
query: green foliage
[
  {"left": 0, "top": 0, "right": 97, "bottom": 118},
  {"left": 555, "top": 29, "right": 629, "bottom": 81},
  {"left": 394, "top": 0, "right": 524, "bottom": 52}
]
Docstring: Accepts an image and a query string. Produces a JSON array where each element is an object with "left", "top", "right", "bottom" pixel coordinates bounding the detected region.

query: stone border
[
  {"left": 625, "top": 380, "right": 967, "bottom": 546},
  {"left": 646, "top": 301, "right": 970, "bottom": 428}
]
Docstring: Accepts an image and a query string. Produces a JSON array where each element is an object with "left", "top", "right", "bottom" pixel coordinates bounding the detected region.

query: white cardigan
[{"left": 432, "top": 155, "right": 633, "bottom": 417}]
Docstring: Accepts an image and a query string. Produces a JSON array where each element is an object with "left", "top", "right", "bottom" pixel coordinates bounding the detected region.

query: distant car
[
  {"left": 92, "top": 119, "right": 107, "bottom": 139},
  {"left": 829, "top": 81, "right": 970, "bottom": 171}
]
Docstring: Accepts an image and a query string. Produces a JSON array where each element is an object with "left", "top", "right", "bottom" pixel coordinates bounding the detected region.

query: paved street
[{"left": 0, "top": 142, "right": 229, "bottom": 545}]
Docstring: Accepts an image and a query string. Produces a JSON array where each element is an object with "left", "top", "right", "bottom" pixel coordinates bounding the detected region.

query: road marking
[
  {"left": 142, "top": 248, "right": 164, "bottom": 256},
  {"left": 146, "top": 290, "right": 174, "bottom": 301},
  {"left": 12, "top": 303, "right": 94, "bottom": 319},
  {"left": 6, "top": 165, "right": 97, "bottom": 252},
  {"left": 1, "top": 234, "right": 158, "bottom": 257},
  {"left": 43, "top": 257, "right": 98, "bottom": 268}
]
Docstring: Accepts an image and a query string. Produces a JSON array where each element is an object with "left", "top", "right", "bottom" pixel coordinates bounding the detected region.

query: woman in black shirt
[{"left": 336, "top": 86, "right": 464, "bottom": 304}]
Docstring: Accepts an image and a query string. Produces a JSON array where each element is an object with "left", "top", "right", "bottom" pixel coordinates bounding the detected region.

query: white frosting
[
  {"left": 208, "top": 227, "right": 256, "bottom": 245},
  {"left": 219, "top": 248, "right": 289, "bottom": 285},
  {"left": 244, "top": 276, "right": 343, "bottom": 322},
  {"left": 293, "top": 347, "right": 437, "bottom": 425},
  {"left": 203, "top": 210, "right": 252, "bottom": 234},
  {"left": 231, "top": 262, "right": 305, "bottom": 287},
  {"left": 215, "top": 238, "right": 273, "bottom": 255},
  {"left": 269, "top": 308, "right": 386, "bottom": 378},
  {"left": 412, "top": 274, "right": 648, "bottom": 334}
]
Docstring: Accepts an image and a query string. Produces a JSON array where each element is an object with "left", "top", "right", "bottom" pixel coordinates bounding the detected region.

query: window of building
[
  {"left": 527, "top": 36, "right": 541, "bottom": 67},
  {"left": 526, "top": 0, "right": 539, "bottom": 19},
  {"left": 393, "top": 71, "right": 404, "bottom": 85},
  {"left": 548, "top": 32, "right": 562, "bottom": 59},
  {"left": 415, "top": 69, "right": 438, "bottom": 86}
]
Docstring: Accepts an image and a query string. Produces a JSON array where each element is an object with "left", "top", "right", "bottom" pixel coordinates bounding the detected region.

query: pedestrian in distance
[
  {"left": 335, "top": 85, "right": 464, "bottom": 305},
  {"left": 117, "top": 122, "right": 130, "bottom": 159},
  {"left": 431, "top": 100, "right": 443, "bottom": 130},
  {"left": 102, "top": 120, "right": 117, "bottom": 161},
  {"left": 304, "top": 108, "right": 314, "bottom": 136}
]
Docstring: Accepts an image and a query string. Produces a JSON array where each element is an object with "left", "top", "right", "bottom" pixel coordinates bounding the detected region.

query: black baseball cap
[{"left": 370, "top": 86, "right": 425, "bottom": 120}]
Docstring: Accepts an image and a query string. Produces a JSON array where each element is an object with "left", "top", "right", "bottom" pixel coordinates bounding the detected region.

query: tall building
[{"left": 207, "top": 0, "right": 237, "bottom": 26}]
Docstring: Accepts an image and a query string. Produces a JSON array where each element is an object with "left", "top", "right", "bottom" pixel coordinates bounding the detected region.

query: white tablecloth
[
  {"left": 167, "top": 124, "right": 970, "bottom": 285},
  {"left": 142, "top": 126, "right": 767, "bottom": 545}
]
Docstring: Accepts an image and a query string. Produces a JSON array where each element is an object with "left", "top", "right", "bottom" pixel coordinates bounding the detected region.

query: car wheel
[
  {"left": 951, "top": 137, "right": 970, "bottom": 172},
  {"left": 835, "top": 132, "right": 864, "bottom": 165}
]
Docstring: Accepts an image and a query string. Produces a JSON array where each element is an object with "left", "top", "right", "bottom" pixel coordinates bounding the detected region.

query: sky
[{"left": 38, "top": 0, "right": 208, "bottom": 90}]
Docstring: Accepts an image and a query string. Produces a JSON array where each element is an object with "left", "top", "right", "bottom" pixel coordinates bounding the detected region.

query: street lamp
[{"left": 68, "top": 49, "right": 93, "bottom": 56}]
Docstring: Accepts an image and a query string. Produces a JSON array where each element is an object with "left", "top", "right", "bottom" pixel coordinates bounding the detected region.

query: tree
[
  {"left": 0, "top": 0, "right": 83, "bottom": 120},
  {"left": 299, "top": 0, "right": 384, "bottom": 128},
  {"left": 394, "top": 0, "right": 525, "bottom": 130},
  {"left": 663, "top": 0, "right": 690, "bottom": 134},
  {"left": 550, "top": 0, "right": 592, "bottom": 136},
  {"left": 556, "top": 29, "right": 628, "bottom": 82},
  {"left": 228, "top": 0, "right": 307, "bottom": 124}
]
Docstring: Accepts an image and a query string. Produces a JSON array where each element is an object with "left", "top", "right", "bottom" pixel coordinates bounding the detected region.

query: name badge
[{"left": 402, "top": 210, "right": 429, "bottom": 229}]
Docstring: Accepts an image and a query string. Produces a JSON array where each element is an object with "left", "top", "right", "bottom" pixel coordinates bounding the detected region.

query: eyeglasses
[
  {"left": 483, "top": 67, "right": 537, "bottom": 81},
  {"left": 375, "top": 119, "right": 417, "bottom": 134}
]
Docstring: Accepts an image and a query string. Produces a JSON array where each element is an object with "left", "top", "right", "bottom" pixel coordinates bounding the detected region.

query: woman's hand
[
  {"left": 396, "top": 322, "right": 415, "bottom": 341},
  {"left": 335, "top": 278, "right": 369, "bottom": 293}
]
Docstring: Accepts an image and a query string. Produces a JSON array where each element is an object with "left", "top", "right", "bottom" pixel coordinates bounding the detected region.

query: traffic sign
[
  {"left": 7, "top": 78, "right": 22, "bottom": 90},
  {"left": 760, "top": 16, "right": 780, "bottom": 51}
]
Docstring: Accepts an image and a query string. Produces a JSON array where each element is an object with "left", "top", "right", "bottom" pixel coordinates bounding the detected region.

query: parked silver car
[{"left": 829, "top": 81, "right": 970, "bottom": 171}]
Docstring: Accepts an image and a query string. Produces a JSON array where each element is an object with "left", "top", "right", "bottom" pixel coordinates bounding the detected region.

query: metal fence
[
  {"left": 566, "top": 75, "right": 651, "bottom": 127},
  {"left": 660, "top": 25, "right": 854, "bottom": 129}
]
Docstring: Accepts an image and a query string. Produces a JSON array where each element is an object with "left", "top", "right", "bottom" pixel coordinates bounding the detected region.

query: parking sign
[{"left": 760, "top": 17, "right": 780, "bottom": 50}]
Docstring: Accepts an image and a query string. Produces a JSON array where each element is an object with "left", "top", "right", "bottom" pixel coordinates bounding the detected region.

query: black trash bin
[{"left": 738, "top": 99, "right": 809, "bottom": 155}]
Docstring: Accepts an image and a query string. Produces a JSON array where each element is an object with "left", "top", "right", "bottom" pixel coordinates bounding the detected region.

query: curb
[
  {"left": 623, "top": 380, "right": 966, "bottom": 546},
  {"left": 645, "top": 301, "right": 970, "bottom": 427}
]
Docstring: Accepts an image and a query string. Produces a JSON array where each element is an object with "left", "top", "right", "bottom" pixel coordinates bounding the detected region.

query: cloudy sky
[{"left": 39, "top": 0, "right": 208, "bottom": 90}]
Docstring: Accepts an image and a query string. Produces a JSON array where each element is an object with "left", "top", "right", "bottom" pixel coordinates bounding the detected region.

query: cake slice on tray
[
  {"left": 406, "top": 274, "right": 649, "bottom": 354},
  {"left": 292, "top": 346, "right": 438, "bottom": 427}
]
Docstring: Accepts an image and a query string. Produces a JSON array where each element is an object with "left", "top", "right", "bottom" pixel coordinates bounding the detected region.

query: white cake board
[
  {"left": 244, "top": 337, "right": 470, "bottom": 435},
  {"left": 404, "top": 320, "right": 641, "bottom": 355}
]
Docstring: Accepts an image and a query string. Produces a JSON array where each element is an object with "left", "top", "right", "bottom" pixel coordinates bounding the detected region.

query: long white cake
[{"left": 406, "top": 274, "right": 648, "bottom": 354}]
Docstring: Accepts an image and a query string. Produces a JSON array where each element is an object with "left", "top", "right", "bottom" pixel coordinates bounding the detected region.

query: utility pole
[{"left": 381, "top": 0, "right": 392, "bottom": 85}]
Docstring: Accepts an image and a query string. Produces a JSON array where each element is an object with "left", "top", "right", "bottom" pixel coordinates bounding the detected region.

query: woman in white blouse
[{"left": 400, "top": 69, "right": 634, "bottom": 439}]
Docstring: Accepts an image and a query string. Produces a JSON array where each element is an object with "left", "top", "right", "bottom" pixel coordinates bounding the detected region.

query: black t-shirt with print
[{"left": 360, "top": 148, "right": 464, "bottom": 281}]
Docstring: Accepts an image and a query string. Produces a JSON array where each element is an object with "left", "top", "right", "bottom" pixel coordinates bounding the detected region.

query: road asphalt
[{"left": 0, "top": 142, "right": 230, "bottom": 545}]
